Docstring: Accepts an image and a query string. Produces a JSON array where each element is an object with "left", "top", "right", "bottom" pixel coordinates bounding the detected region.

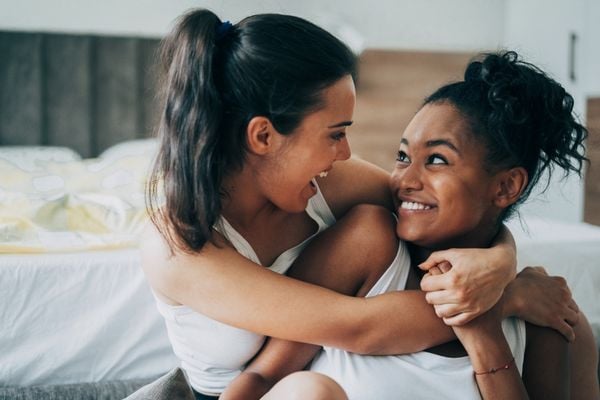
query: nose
[
  {"left": 336, "top": 138, "right": 351, "bottom": 161},
  {"left": 391, "top": 162, "right": 423, "bottom": 193}
]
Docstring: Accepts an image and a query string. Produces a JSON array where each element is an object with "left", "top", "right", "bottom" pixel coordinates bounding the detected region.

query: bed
[
  {"left": 1, "top": 30, "right": 598, "bottom": 398},
  {"left": 0, "top": 30, "right": 177, "bottom": 398},
  {"left": 0, "top": 140, "right": 178, "bottom": 399}
]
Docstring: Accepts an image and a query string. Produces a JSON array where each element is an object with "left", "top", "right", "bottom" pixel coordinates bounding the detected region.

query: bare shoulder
[
  {"left": 139, "top": 221, "right": 181, "bottom": 304},
  {"left": 139, "top": 221, "right": 224, "bottom": 304},
  {"left": 317, "top": 157, "right": 393, "bottom": 218}
]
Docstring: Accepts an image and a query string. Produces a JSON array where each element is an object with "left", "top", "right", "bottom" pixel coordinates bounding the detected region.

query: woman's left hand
[
  {"left": 503, "top": 266, "right": 579, "bottom": 342},
  {"left": 419, "top": 247, "right": 516, "bottom": 325}
]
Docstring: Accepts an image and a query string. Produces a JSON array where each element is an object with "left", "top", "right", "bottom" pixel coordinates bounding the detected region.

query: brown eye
[
  {"left": 428, "top": 154, "right": 447, "bottom": 165},
  {"left": 396, "top": 150, "right": 410, "bottom": 163},
  {"left": 331, "top": 132, "right": 346, "bottom": 141}
]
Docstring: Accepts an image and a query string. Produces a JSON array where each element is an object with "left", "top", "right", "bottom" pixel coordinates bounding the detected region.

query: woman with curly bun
[{"left": 222, "top": 52, "right": 599, "bottom": 399}]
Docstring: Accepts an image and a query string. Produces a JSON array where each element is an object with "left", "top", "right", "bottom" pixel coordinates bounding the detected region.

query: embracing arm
[
  {"left": 142, "top": 225, "right": 452, "bottom": 355},
  {"left": 143, "top": 156, "right": 522, "bottom": 354}
]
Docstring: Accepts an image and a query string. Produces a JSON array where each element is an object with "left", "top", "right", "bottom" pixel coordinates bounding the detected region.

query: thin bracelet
[{"left": 474, "top": 357, "right": 515, "bottom": 376}]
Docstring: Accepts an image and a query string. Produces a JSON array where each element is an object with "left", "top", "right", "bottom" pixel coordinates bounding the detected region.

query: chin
[
  {"left": 396, "top": 226, "right": 446, "bottom": 249},
  {"left": 395, "top": 225, "right": 423, "bottom": 244}
]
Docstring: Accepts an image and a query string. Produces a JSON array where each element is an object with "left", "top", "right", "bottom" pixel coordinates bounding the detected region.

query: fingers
[
  {"left": 431, "top": 303, "right": 464, "bottom": 319},
  {"left": 424, "top": 289, "right": 462, "bottom": 306},
  {"left": 564, "top": 309, "right": 580, "bottom": 327},
  {"left": 420, "top": 272, "right": 456, "bottom": 292},
  {"left": 526, "top": 265, "right": 548, "bottom": 275},
  {"left": 419, "top": 250, "right": 453, "bottom": 271},
  {"left": 429, "top": 266, "right": 444, "bottom": 276},
  {"left": 568, "top": 299, "right": 580, "bottom": 315},
  {"left": 437, "top": 261, "right": 452, "bottom": 273},
  {"left": 443, "top": 312, "right": 477, "bottom": 326},
  {"left": 554, "top": 319, "right": 576, "bottom": 343}
]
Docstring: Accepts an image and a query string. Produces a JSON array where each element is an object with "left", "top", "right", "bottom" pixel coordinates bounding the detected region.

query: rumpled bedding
[{"left": 0, "top": 139, "right": 157, "bottom": 253}]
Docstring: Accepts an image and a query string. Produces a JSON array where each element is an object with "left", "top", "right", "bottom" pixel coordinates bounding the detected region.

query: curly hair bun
[{"left": 425, "top": 51, "right": 588, "bottom": 221}]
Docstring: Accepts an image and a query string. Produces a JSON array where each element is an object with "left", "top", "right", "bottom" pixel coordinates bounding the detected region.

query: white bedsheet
[
  {"left": 508, "top": 216, "right": 600, "bottom": 347},
  {"left": 0, "top": 216, "right": 598, "bottom": 388},
  {"left": 0, "top": 248, "right": 177, "bottom": 387}
]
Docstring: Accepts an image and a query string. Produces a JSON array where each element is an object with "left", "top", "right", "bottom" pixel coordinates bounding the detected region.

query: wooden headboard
[{"left": 0, "top": 31, "right": 162, "bottom": 157}]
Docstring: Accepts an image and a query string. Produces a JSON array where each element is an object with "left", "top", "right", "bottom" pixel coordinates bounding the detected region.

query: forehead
[
  {"left": 320, "top": 75, "right": 356, "bottom": 116},
  {"left": 290, "top": 75, "right": 355, "bottom": 136},
  {"left": 401, "top": 102, "right": 475, "bottom": 148}
]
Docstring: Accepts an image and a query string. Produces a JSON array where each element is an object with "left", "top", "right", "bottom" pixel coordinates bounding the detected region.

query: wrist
[
  {"left": 459, "top": 328, "right": 510, "bottom": 368},
  {"left": 500, "top": 283, "right": 522, "bottom": 319},
  {"left": 491, "top": 244, "right": 517, "bottom": 283}
]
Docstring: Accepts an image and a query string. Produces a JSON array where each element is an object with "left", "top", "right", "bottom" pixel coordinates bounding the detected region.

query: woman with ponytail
[
  {"left": 142, "top": 9, "right": 587, "bottom": 399},
  {"left": 222, "top": 51, "right": 598, "bottom": 399}
]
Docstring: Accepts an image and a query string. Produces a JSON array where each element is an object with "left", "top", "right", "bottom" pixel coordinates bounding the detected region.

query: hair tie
[{"left": 216, "top": 21, "right": 233, "bottom": 41}]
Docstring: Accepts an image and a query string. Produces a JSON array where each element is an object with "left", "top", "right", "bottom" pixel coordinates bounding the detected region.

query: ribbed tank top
[
  {"left": 310, "top": 245, "right": 527, "bottom": 400},
  {"left": 154, "top": 181, "right": 336, "bottom": 395}
]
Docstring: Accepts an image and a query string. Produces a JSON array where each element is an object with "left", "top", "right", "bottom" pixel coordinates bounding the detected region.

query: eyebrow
[
  {"left": 327, "top": 120, "right": 353, "bottom": 129},
  {"left": 401, "top": 137, "right": 461, "bottom": 155}
]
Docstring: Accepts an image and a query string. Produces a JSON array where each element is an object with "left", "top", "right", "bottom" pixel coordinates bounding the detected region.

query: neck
[
  {"left": 220, "top": 166, "right": 284, "bottom": 231},
  {"left": 409, "top": 225, "right": 501, "bottom": 266}
]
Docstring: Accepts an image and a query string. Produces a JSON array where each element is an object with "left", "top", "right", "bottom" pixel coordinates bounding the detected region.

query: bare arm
[
  {"left": 142, "top": 157, "right": 517, "bottom": 354},
  {"left": 317, "top": 156, "right": 394, "bottom": 217},
  {"left": 522, "top": 323, "right": 569, "bottom": 400},
  {"left": 452, "top": 304, "right": 529, "bottom": 400},
  {"left": 220, "top": 339, "right": 320, "bottom": 400},
  {"left": 142, "top": 225, "right": 452, "bottom": 355}
]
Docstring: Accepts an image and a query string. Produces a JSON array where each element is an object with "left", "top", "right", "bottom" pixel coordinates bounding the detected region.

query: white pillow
[{"left": 0, "top": 146, "right": 82, "bottom": 172}]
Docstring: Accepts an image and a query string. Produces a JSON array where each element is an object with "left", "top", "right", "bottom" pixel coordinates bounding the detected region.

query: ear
[
  {"left": 492, "top": 167, "right": 528, "bottom": 209},
  {"left": 246, "top": 116, "right": 279, "bottom": 155}
]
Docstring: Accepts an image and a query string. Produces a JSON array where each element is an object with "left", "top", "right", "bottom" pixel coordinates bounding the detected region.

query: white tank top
[
  {"left": 310, "top": 245, "right": 527, "bottom": 400},
  {"left": 153, "top": 181, "right": 336, "bottom": 396}
]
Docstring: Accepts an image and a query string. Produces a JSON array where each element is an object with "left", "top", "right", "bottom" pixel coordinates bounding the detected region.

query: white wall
[
  {"left": 583, "top": 0, "right": 600, "bottom": 97},
  {"left": 0, "top": 0, "right": 504, "bottom": 51},
  {"left": 1, "top": 0, "right": 593, "bottom": 223},
  {"left": 503, "top": 0, "right": 588, "bottom": 222}
]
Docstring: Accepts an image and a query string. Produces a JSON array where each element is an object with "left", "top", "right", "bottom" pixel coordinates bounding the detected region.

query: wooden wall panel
[
  {"left": 352, "top": 50, "right": 474, "bottom": 170},
  {"left": 45, "top": 35, "right": 93, "bottom": 157},
  {"left": 584, "top": 97, "right": 600, "bottom": 226},
  {"left": 0, "top": 33, "right": 42, "bottom": 145}
]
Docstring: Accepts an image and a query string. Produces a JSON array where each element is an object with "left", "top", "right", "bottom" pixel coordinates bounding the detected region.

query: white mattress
[
  {"left": 508, "top": 216, "right": 600, "bottom": 347},
  {"left": 0, "top": 248, "right": 177, "bottom": 387}
]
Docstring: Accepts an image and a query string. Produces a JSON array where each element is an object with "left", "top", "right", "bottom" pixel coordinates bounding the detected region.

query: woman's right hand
[{"left": 502, "top": 266, "right": 580, "bottom": 342}]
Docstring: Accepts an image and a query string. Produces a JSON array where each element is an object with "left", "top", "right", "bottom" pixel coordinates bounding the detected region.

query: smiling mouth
[{"left": 400, "top": 201, "right": 434, "bottom": 210}]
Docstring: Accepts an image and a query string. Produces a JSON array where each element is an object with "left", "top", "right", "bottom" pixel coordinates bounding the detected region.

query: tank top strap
[
  {"left": 213, "top": 218, "right": 260, "bottom": 264},
  {"left": 306, "top": 178, "right": 336, "bottom": 229}
]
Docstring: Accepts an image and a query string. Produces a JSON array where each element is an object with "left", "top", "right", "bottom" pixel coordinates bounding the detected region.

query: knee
[{"left": 266, "top": 371, "right": 347, "bottom": 400}]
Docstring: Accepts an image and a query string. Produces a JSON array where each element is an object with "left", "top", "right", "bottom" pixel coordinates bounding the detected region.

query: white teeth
[
  {"left": 400, "top": 201, "right": 432, "bottom": 210},
  {"left": 318, "top": 171, "right": 328, "bottom": 178}
]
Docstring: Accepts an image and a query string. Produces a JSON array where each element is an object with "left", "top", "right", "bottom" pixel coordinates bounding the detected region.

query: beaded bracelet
[{"left": 474, "top": 357, "right": 515, "bottom": 376}]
